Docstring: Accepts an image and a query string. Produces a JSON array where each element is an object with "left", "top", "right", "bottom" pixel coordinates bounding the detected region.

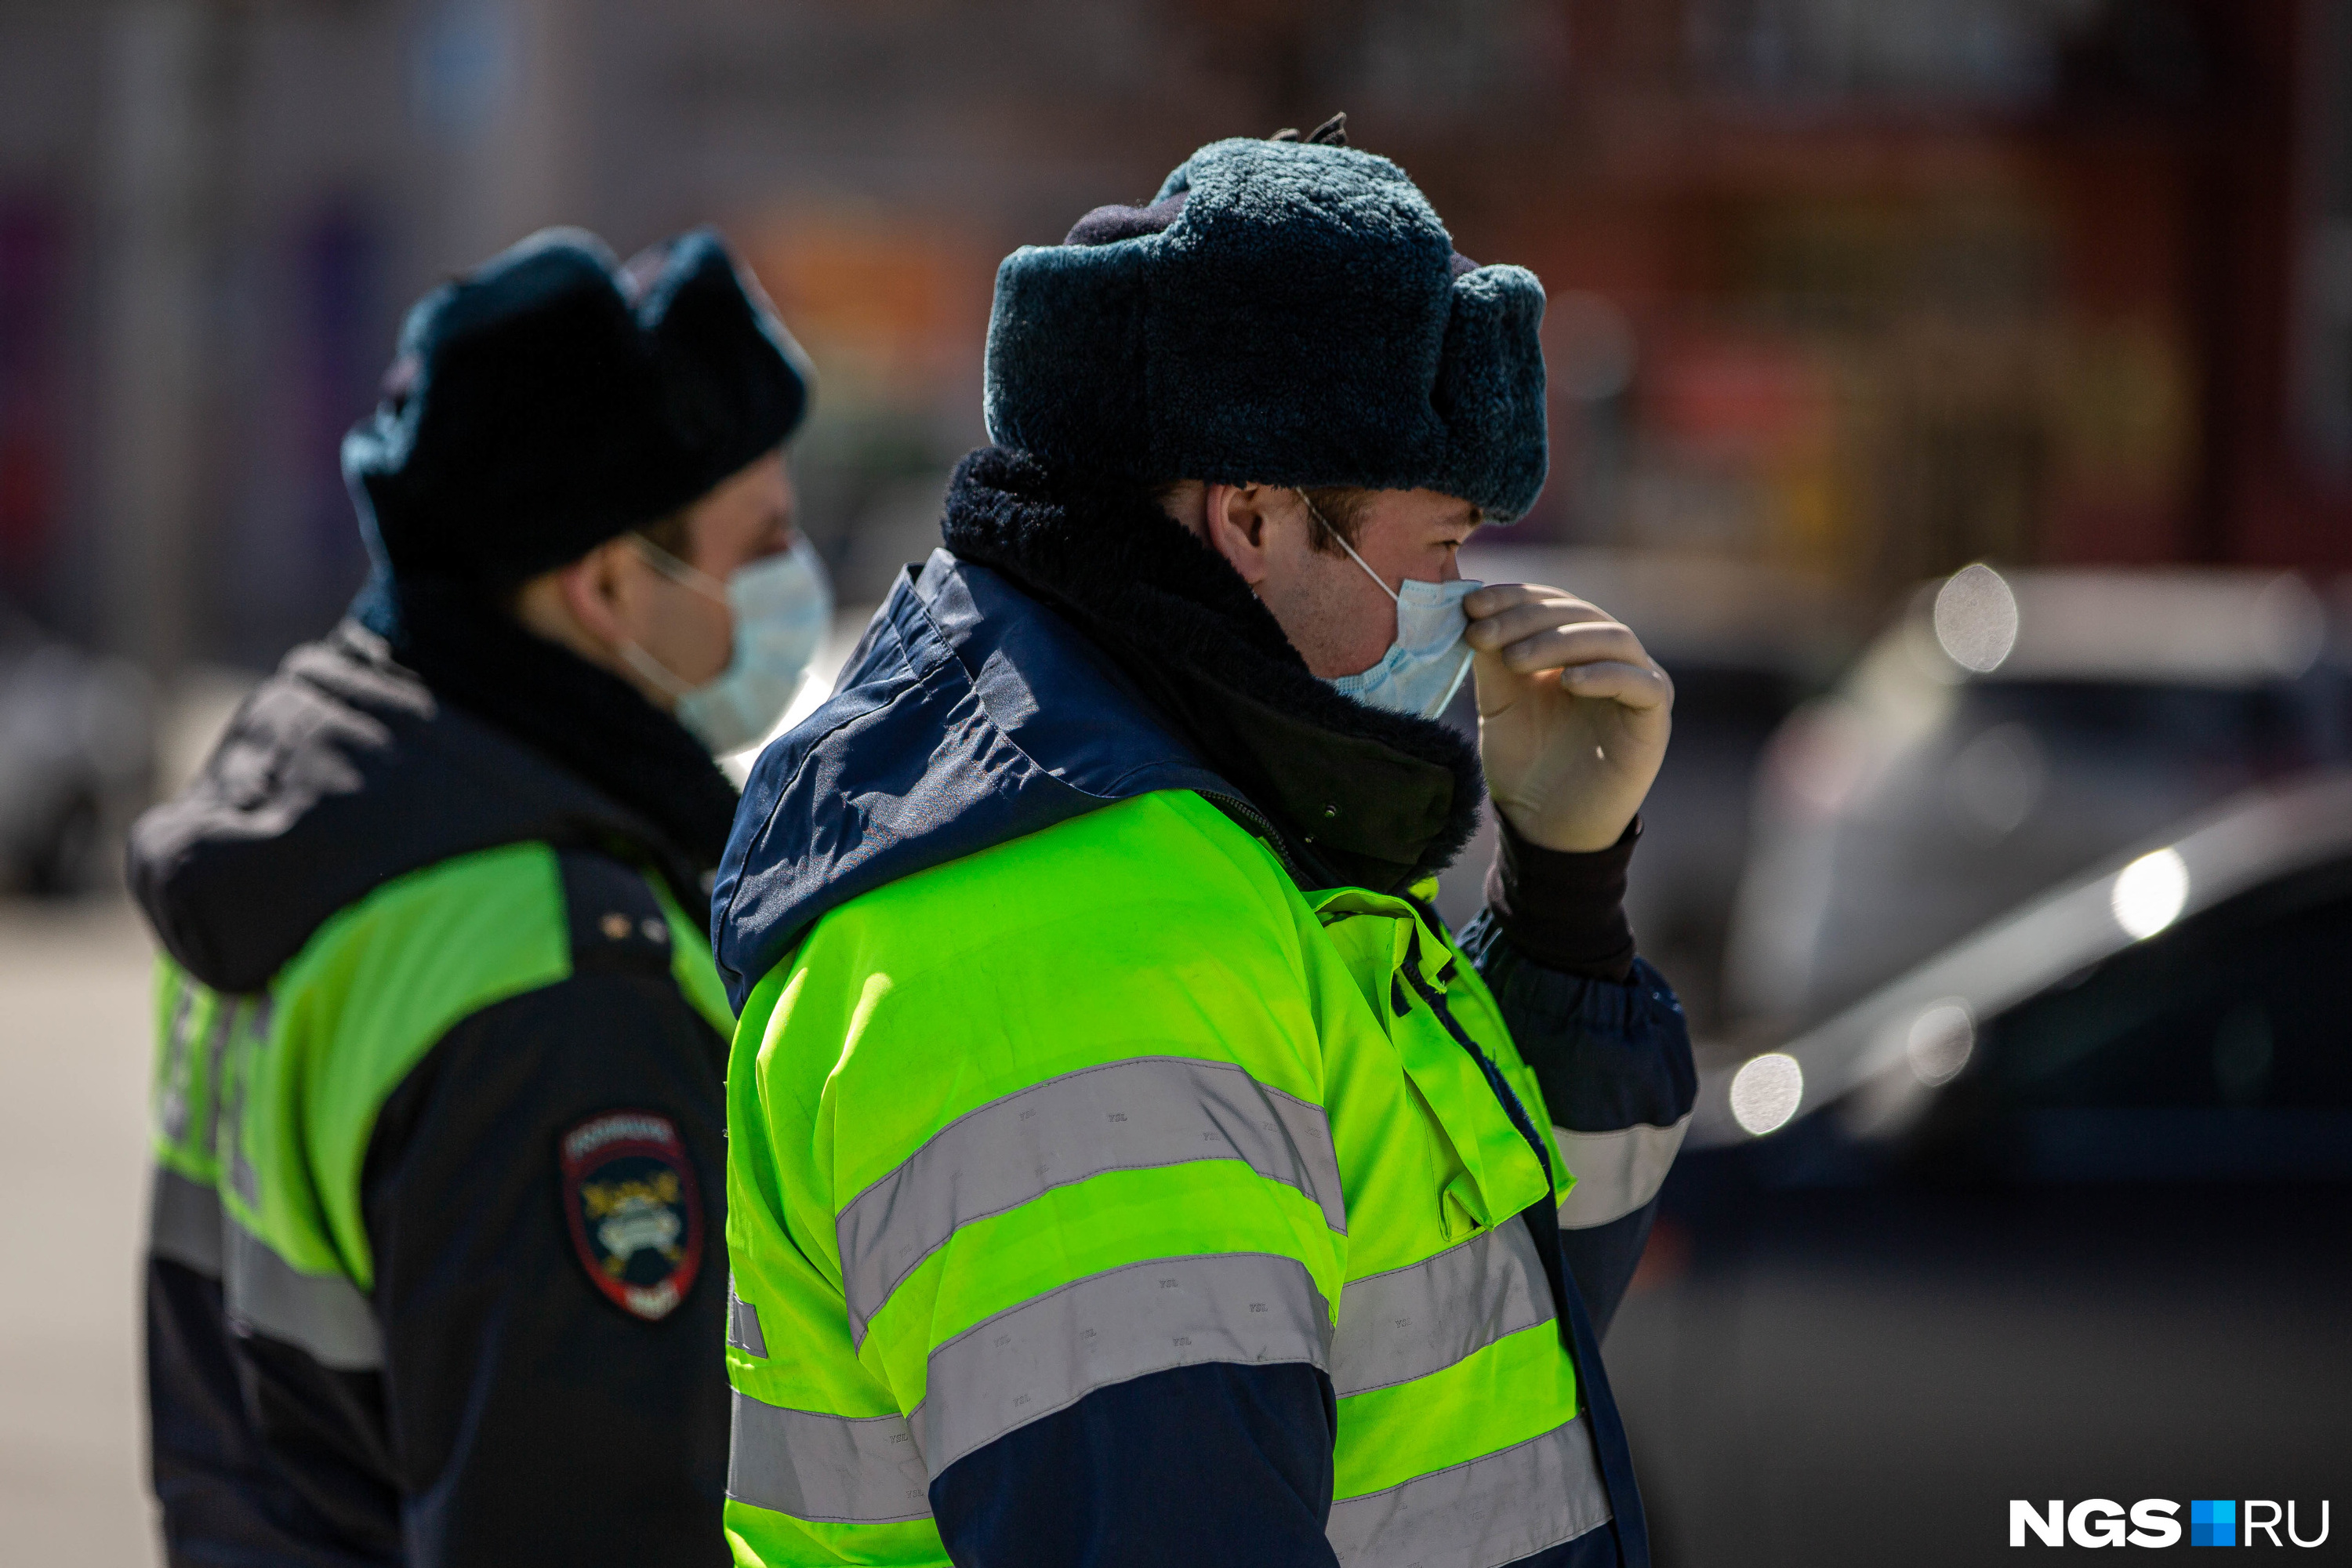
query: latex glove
[{"left": 1464, "top": 582, "right": 1674, "bottom": 853}]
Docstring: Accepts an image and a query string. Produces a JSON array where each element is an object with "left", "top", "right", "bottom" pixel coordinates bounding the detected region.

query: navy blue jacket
[{"left": 132, "top": 623, "right": 736, "bottom": 1567}]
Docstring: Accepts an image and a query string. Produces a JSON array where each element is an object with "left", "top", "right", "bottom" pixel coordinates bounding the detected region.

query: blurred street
[{"left": 0, "top": 895, "right": 159, "bottom": 1566}]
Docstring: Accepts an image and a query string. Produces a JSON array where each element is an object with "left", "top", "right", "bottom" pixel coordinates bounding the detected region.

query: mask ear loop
[
  {"left": 619, "top": 533, "right": 729, "bottom": 701},
  {"left": 629, "top": 532, "right": 731, "bottom": 605},
  {"left": 617, "top": 639, "right": 698, "bottom": 700},
  {"left": 1294, "top": 489, "right": 1399, "bottom": 604}
]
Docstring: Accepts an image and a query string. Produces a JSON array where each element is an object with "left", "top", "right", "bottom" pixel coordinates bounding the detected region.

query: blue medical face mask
[
  {"left": 621, "top": 532, "right": 833, "bottom": 756},
  {"left": 1303, "top": 492, "right": 1480, "bottom": 720}
]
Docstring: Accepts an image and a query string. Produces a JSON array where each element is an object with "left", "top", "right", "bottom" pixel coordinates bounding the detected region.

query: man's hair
[{"left": 1297, "top": 486, "right": 1374, "bottom": 557}]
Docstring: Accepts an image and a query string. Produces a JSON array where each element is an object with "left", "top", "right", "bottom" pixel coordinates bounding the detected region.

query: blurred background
[{"left": 4, "top": 2, "right": 2350, "bottom": 1563}]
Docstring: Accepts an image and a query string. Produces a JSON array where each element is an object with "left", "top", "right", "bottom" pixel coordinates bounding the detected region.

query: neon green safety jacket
[{"left": 710, "top": 547, "right": 1693, "bottom": 1567}]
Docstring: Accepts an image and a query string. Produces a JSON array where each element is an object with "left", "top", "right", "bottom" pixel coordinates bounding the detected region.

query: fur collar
[{"left": 939, "top": 445, "right": 1484, "bottom": 892}]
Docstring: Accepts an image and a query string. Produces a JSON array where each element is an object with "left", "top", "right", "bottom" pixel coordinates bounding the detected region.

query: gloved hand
[{"left": 1464, "top": 583, "right": 1674, "bottom": 852}]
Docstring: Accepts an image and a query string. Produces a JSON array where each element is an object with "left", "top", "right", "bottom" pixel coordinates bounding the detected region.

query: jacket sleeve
[
  {"left": 361, "top": 864, "right": 733, "bottom": 1568},
  {"left": 1458, "top": 818, "right": 1697, "bottom": 1338}
]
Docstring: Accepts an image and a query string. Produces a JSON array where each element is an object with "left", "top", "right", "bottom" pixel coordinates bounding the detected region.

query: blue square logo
[{"left": 2191, "top": 1500, "right": 2237, "bottom": 1547}]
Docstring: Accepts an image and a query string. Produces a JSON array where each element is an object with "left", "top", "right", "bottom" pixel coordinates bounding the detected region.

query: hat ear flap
[
  {"left": 984, "top": 241, "right": 1150, "bottom": 466},
  {"left": 1432, "top": 263, "right": 1548, "bottom": 521},
  {"left": 637, "top": 229, "right": 811, "bottom": 380},
  {"left": 636, "top": 229, "right": 811, "bottom": 486}
]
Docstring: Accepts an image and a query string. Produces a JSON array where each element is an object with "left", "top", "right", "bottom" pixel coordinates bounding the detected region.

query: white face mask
[
  {"left": 1301, "top": 491, "right": 1480, "bottom": 720},
  {"left": 620, "top": 532, "right": 833, "bottom": 755}
]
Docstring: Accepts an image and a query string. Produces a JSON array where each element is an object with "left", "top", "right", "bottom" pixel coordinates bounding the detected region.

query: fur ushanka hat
[
  {"left": 984, "top": 123, "right": 1548, "bottom": 519},
  {"left": 345, "top": 226, "right": 810, "bottom": 588}
]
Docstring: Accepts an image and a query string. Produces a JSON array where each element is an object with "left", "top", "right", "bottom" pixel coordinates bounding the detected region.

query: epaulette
[{"left": 557, "top": 848, "right": 677, "bottom": 978}]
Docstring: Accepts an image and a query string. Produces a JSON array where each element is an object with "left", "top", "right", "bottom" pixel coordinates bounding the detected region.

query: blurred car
[
  {"left": 1442, "top": 544, "right": 1851, "bottom": 1029},
  {"left": 0, "top": 603, "right": 153, "bottom": 894},
  {"left": 1724, "top": 566, "right": 2350, "bottom": 1033},
  {"left": 1606, "top": 771, "right": 2352, "bottom": 1566}
]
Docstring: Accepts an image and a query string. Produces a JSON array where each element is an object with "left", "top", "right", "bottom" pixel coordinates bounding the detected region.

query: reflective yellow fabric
[
  {"left": 724, "top": 789, "right": 1590, "bottom": 1566},
  {"left": 147, "top": 842, "right": 736, "bottom": 1371}
]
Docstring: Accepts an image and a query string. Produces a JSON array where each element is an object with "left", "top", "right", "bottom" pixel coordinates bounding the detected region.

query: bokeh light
[
  {"left": 2111, "top": 847, "right": 2190, "bottom": 940},
  {"left": 1932, "top": 564, "right": 2021, "bottom": 673},
  {"left": 1730, "top": 1052, "right": 1805, "bottom": 1138},
  {"left": 1904, "top": 1001, "right": 1976, "bottom": 1087}
]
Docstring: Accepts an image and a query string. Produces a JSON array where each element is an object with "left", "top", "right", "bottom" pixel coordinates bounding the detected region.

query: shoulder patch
[{"left": 559, "top": 1109, "right": 704, "bottom": 1321}]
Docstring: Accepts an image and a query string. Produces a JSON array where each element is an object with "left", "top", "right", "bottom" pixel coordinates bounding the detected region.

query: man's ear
[
  {"left": 1200, "top": 483, "right": 1278, "bottom": 588},
  {"left": 557, "top": 537, "right": 636, "bottom": 648}
]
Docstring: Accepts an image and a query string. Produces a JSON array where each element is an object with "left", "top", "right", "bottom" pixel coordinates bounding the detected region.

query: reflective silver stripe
[
  {"left": 223, "top": 1223, "right": 383, "bottom": 1370},
  {"left": 837, "top": 1057, "right": 1344, "bottom": 1344},
  {"left": 1327, "top": 1416, "right": 1613, "bottom": 1568},
  {"left": 1553, "top": 1114, "right": 1691, "bottom": 1230},
  {"left": 221, "top": 998, "right": 270, "bottom": 1210},
  {"left": 914, "top": 1251, "right": 1331, "bottom": 1477},
  {"left": 154, "top": 982, "right": 201, "bottom": 1143},
  {"left": 1329, "top": 1221, "right": 1552, "bottom": 1399},
  {"left": 728, "top": 1283, "right": 768, "bottom": 1357},
  {"left": 728, "top": 1390, "right": 931, "bottom": 1524},
  {"left": 148, "top": 1165, "right": 224, "bottom": 1276}
]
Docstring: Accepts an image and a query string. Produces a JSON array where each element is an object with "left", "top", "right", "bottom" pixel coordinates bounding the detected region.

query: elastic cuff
[{"left": 1483, "top": 815, "right": 1639, "bottom": 982}]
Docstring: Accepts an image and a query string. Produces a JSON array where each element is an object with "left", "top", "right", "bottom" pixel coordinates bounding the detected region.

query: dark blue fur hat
[
  {"left": 985, "top": 132, "right": 1548, "bottom": 519},
  {"left": 345, "top": 226, "right": 810, "bottom": 589}
]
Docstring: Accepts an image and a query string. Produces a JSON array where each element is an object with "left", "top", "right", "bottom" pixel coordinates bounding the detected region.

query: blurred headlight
[
  {"left": 1730, "top": 1052, "right": 1805, "bottom": 1137},
  {"left": 2111, "top": 848, "right": 2189, "bottom": 941}
]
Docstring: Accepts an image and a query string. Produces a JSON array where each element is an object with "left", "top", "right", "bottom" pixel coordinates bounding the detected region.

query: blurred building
[{"left": 1, "top": 0, "right": 2348, "bottom": 672}]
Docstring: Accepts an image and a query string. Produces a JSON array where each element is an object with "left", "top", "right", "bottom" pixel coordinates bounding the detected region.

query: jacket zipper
[
  {"left": 1398, "top": 956, "right": 1555, "bottom": 1189},
  {"left": 1398, "top": 941, "right": 1584, "bottom": 1370}
]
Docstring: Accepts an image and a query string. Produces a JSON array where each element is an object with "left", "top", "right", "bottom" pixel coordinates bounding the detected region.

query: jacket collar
[
  {"left": 710, "top": 447, "right": 1485, "bottom": 1009},
  {"left": 372, "top": 573, "right": 740, "bottom": 869},
  {"left": 939, "top": 447, "right": 1484, "bottom": 894},
  {"left": 129, "top": 621, "right": 709, "bottom": 994}
]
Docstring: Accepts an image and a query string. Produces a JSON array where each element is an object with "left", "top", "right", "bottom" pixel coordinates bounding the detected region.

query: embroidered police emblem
[{"left": 559, "top": 1110, "right": 703, "bottom": 1322}]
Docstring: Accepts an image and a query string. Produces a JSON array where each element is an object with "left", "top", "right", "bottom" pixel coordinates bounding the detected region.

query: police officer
[
  {"left": 132, "top": 227, "right": 824, "bottom": 1566},
  {"left": 711, "top": 122, "right": 1697, "bottom": 1566}
]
